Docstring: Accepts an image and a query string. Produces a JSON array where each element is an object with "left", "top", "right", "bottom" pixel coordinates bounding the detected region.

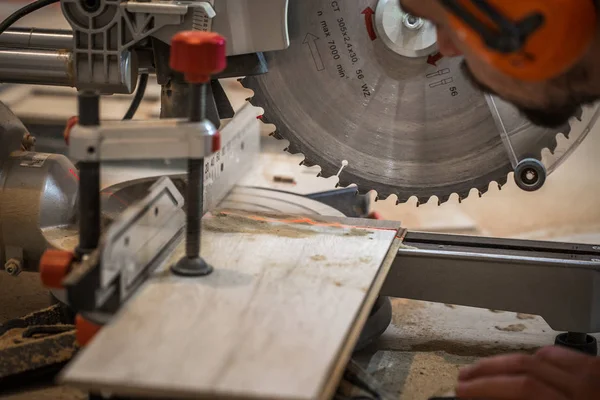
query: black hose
[
  {"left": 123, "top": 73, "right": 149, "bottom": 120},
  {"left": 0, "top": 0, "right": 61, "bottom": 36}
]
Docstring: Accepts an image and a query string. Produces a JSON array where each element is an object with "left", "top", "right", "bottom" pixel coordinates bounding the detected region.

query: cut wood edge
[{"left": 319, "top": 233, "right": 405, "bottom": 400}]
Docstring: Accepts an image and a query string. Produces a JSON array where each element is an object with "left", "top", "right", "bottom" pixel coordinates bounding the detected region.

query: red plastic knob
[
  {"left": 40, "top": 249, "right": 75, "bottom": 289},
  {"left": 170, "top": 31, "right": 227, "bottom": 83}
]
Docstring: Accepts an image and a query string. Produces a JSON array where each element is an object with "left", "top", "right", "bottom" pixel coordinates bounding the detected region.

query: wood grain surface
[{"left": 61, "top": 212, "right": 403, "bottom": 400}]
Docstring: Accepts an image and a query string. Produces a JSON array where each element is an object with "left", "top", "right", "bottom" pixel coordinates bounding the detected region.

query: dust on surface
[
  {"left": 489, "top": 309, "right": 505, "bottom": 313},
  {"left": 400, "top": 352, "right": 471, "bottom": 400},
  {"left": 390, "top": 299, "right": 425, "bottom": 328},
  {"left": 204, "top": 212, "right": 316, "bottom": 238},
  {"left": 359, "top": 256, "right": 373, "bottom": 263},
  {"left": 204, "top": 211, "right": 375, "bottom": 239},
  {"left": 388, "top": 300, "right": 538, "bottom": 358},
  {"left": 516, "top": 313, "right": 536, "bottom": 320},
  {"left": 344, "top": 229, "right": 372, "bottom": 237},
  {"left": 408, "top": 340, "right": 537, "bottom": 358},
  {"left": 1, "top": 385, "right": 86, "bottom": 400},
  {"left": 0, "top": 271, "right": 82, "bottom": 399},
  {"left": 0, "top": 273, "right": 52, "bottom": 322},
  {"left": 0, "top": 329, "right": 76, "bottom": 372},
  {"left": 311, "top": 255, "right": 326, "bottom": 261},
  {"left": 444, "top": 304, "right": 457, "bottom": 309},
  {"left": 0, "top": 328, "right": 26, "bottom": 349},
  {"left": 495, "top": 323, "right": 526, "bottom": 332}
]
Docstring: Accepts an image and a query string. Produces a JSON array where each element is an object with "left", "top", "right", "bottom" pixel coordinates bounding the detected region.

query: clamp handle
[{"left": 170, "top": 31, "right": 227, "bottom": 83}]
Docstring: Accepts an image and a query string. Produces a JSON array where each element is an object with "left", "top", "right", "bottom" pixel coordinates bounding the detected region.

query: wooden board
[{"left": 61, "top": 211, "right": 403, "bottom": 400}]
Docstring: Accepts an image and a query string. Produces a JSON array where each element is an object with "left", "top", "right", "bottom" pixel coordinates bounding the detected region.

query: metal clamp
[
  {"left": 68, "top": 119, "right": 220, "bottom": 162},
  {"left": 101, "top": 177, "right": 186, "bottom": 298}
]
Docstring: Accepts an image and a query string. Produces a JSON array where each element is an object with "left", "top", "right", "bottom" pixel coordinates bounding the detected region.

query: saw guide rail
[{"left": 0, "top": 0, "right": 600, "bottom": 398}]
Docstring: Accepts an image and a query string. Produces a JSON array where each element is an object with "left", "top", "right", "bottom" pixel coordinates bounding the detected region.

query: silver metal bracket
[
  {"left": 101, "top": 177, "right": 185, "bottom": 296},
  {"left": 69, "top": 118, "right": 219, "bottom": 162}
]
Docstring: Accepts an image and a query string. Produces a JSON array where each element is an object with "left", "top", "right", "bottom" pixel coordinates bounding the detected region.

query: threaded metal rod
[
  {"left": 172, "top": 82, "right": 212, "bottom": 276},
  {"left": 186, "top": 158, "right": 203, "bottom": 259},
  {"left": 189, "top": 83, "right": 207, "bottom": 123}
]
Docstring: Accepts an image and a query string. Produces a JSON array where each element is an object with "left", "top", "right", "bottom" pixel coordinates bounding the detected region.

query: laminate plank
[{"left": 61, "top": 212, "right": 403, "bottom": 400}]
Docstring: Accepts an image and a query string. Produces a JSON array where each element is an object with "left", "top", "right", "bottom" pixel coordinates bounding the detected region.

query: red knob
[
  {"left": 170, "top": 31, "right": 227, "bottom": 83},
  {"left": 40, "top": 249, "right": 74, "bottom": 289}
]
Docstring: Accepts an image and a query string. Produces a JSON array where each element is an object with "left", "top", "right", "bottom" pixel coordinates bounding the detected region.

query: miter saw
[{"left": 2, "top": 0, "right": 600, "bottom": 394}]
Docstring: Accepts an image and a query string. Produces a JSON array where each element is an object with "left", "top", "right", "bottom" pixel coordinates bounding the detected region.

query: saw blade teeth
[
  {"left": 283, "top": 142, "right": 303, "bottom": 157},
  {"left": 240, "top": 57, "right": 588, "bottom": 207},
  {"left": 546, "top": 137, "right": 559, "bottom": 155},
  {"left": 574, "top": 107, "right": 584, "bottom": 122},
  {"left": 437, "top": 194, "right": 451, "bottom": 205},
  {"left": 300, "top": 158, "right": 317, "bottom": 168}
]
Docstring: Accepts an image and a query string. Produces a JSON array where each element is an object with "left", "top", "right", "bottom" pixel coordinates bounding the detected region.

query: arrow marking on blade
[
  {"left": 427, "top": 52, "right": 443, "bottom": 66},
  {"left": 362, "top": 7, "right": 377, "bottom": 41},
  {"left": 303, "top": 33, "right": 325, "bottom": 71}
]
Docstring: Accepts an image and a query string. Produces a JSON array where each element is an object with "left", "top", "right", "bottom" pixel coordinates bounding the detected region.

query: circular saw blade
[{"left": 242, "top": 0, "right": 574, "bottom": 204}]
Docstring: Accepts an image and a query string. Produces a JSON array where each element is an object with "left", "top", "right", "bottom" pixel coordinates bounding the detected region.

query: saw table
[{"left": 49, "top": 99, "right": 600, "bottom": 399}]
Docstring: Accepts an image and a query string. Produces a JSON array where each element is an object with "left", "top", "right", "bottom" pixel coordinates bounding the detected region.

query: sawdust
[
  {"left": 399, "top": 352, "right": 466, "bottom": 400},
  {"left": 444, "top": 304, "right": 457, "bottom": 309},
  {"left": 489, "top": 309, "right": 505, "bottom": 313},
  {"left": 203, "top": 211, "right": 375, "bottom": 238},
  {"left": 344, "top": 229, "right": 372, "bottom": 237},
  {"left": 204, "top": 212, "right": 316, "bottom": 238},
  {"left": 311, "top": 255, "right": 326, "bottom": 261},
  {"left": 359, "top": 256, "right": 373, "bottom": 263},
  {"left": 0, "top": 328, "right": 25, "bottom": 349},
  {"left": 0, "top": 268, "right": 82, "bottom": 399},
  {"left": 0, "top": 329, "right": 76, "bottom": 378},
  {"left": 1, "top": 385, "right": 86, "bottom": 400},
  {"left": 516, "top": 313, "right": 536, "bottom": 320},
  {"left": 408, "top": 340, "right": 538, "bottom": 357},
  {"left": 495, "top": 323, "right": 526, "bottom": 332},
  {"left": 390, "top": 299, "right": 425, "bottom": 328}
]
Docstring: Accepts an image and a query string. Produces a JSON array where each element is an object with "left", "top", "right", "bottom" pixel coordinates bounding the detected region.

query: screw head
[
  {"left": 5, "top": 258, "right": 22, "bottom": 276},
  {"left": 402, "top": 13, "right": 424, "bottom": 30},
  {"left": 22, "top": 134, "right": 36, "bottom": 151},
  {"left": 170, "top": 31, "right": 227, "bottom": 83}
]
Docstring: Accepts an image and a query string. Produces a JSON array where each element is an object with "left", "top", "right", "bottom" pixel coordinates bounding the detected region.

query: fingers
[
  {"left": 536, "top": 345, "right": 597, "bottom": 370},
  {"left": 459, "top": 354, "right": 530, "bottom": 381},
  {"left": 458, "top": 353, "right": 575, "bottom": 396},
  {"left": 456, "top": 376, "right": 568, "bottom": 400}
]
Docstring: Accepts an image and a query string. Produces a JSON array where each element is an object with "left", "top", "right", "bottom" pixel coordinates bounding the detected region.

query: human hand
[{"left": 455, "top": 346, "right": 600, "bottom": 399}]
